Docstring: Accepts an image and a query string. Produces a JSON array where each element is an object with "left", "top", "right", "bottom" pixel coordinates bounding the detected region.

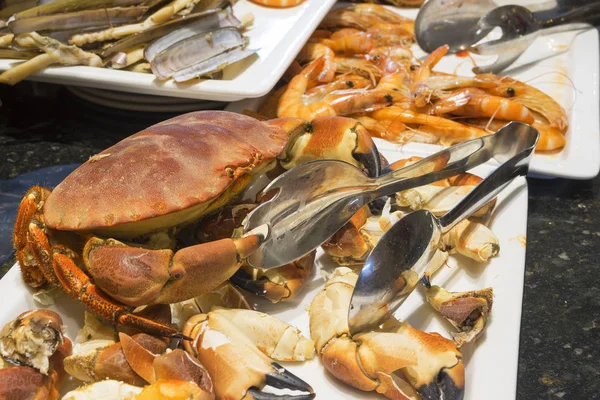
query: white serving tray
[
  {"left": 0, "top": 149, "right": 528, "bottom": 400},
  {"left": 0, "top": 0, "right": 337, "bottom": 102},
  {"left": 229, "top": 5, "right": 600, "bottom": 180}
]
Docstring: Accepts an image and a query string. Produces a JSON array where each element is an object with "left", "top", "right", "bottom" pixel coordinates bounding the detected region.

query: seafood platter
[
  {"left": 0, "top": 0, "right": 338, "bottom": 101},
  {"left": 0, "top": 1, "right": 587, "bottom": 400}
]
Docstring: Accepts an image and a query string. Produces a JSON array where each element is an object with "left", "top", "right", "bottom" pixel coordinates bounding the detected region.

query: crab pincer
[{"left": 183, "top": 310, "right": 315, "bottom": 400}]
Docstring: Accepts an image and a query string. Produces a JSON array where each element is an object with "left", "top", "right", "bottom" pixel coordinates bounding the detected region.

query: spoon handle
[
  {"left": 438, "top": 127, "right": 539, "bottom": 233},
  {"left": 370, "top": 121, "right": 531, "bottom": 199},
  {"left": 542, "top": 2, "right": 600, "bottom": 28}
]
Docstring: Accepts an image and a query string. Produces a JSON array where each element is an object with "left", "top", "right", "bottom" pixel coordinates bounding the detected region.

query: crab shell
[{"left": 43, "top": 111, "right": 290, "bottom": 238}]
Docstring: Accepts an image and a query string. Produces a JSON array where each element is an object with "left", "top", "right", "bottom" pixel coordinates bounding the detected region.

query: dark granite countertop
[{"left": 0, "top": 82, "right": 598, "bottom": 399}]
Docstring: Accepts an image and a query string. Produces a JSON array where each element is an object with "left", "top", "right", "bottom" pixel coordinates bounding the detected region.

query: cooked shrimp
[
  {"left": 433, "top": 88, "right": 535, "bottom": 124},
  {"left": 366, "top": 22, "right": 415, "bottom": 38},
  {"left": 258, "top": 85, "right": 288, "bottom": 119},
  {"left": 335, "top": 56, "right": 381, "bottom": 83},
  {"left": 249, "top": 0, "right": 305, "bottom": 7},
  {"left": 296, "top": 43, "right": 336, "bottom": 83},
  {"left": 318, "top": 30, "right": 375, "bottom": 55},
  {"left": 411, "top": 45, "right": 450, "bottom": 107},
  {"left": 278, "top": 58, "right": 402, "bottom": 120},
  {"left": 321, "top": 8, "right": 383, "bottom": 31},
  {"left": 477, "top": 74, "right": 569, "bottom": 133},
  {"left": 377, "top": 71, "right": 410, "bottom": 95},
  {"left": 464, "top": 118, "right": 565, "bottom": 152},
  {"left": 368, "top": 46, "right": 413, "bottom": 63},
  {"left": 305, "top": 74, "right": 372, "bottom": 97},
  {"left": 370, "top": 106, "right": 488, "bottom": 145},
  {"left": 352, "top": 3, "right": 414, "bottom": 25}
]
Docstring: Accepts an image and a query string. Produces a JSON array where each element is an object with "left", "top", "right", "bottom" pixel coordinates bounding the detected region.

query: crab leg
[{"left": 52, "top": 252, "right": 178, "bottom": 337}]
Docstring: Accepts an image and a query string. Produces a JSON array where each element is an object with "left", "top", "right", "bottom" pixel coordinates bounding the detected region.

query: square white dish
[
  {"left": 0, "top": 0, "right": 337, "bottom": 102},
  {"left": 228, "top": 5, "right": 600, "bottom": 179},
  {"left": 0, "top": 148, "right": 528, "bottom": 400}
]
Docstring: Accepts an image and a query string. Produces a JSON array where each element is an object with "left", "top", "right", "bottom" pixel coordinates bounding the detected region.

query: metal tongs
[
  {"left": 348, "top": 124, "right": 538, "bottom": 334},
  {"left": 415, "top": 0, "right": 600, "bottom": 73},
  {"left": 243, "top": 122, "right": 536, "bottom": 271}
]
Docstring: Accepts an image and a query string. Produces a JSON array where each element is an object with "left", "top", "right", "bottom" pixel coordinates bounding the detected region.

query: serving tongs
[
  {"left": 348, "top": 124, "right": 538, "bottom": 334},
  {"left": 243, "top": 122, "right": 536, "bottom": 271}
]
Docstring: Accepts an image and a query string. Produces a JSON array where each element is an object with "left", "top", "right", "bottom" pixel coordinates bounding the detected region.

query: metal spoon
[
  {"left": 243, "top": 122, "right": 532, "bottom": 270},
  {"left": 415, "top": 0, "right": 498, "bottom": 54},
  {"left": 347, "top": 125, "right": 539, "bottom": 335},
  {"left": 470, "top": 3, "right": 600, "bottom": 73}
]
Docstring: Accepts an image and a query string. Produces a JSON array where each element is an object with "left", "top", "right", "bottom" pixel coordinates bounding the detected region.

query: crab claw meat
[
  {"left": 441, "top": 220, "right": 499, "bottom": 262},
  {"left": 0, "top": 310, "right": 65, "bottom": 374},
  {"left": 183, "top": 311, "right": 314, "bottom": 399},
  {"left": 62, "top": 379, "right": 143, "bottom": 400},
  {"left": 395, "top": 185, "right": 494, "bottom": 217},
  {"left": 425, "top": 281, "right": 494, "bottom": 347},
  {"left": 209, "top": 309, "right": 315, "bottom": 361}
]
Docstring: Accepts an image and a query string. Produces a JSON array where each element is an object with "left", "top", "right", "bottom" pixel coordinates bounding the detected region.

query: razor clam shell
[
  {"left": 143, "top": 7, "right": 240, "bottom": 62},
  {"left": 9, "top": 6, "right": 148, "bottom": 34},
  {"left": 12, "top": 0, "right": 147, "bottom": 19},
  {"left": 0, "top": 0, "right": 39, "bottom": 20},
  {"left": 101, "top": 8, "right": 227, "bottom": 57},
  {"left": 190, "top": 0, "right": 231, "bottom": 14},
  {"left": 172, "top": 46, "right": 256, "bottom": 82},
  {"left": 0, "top": 48, "right": 40, "bottom": 59},
  {"left": 150, "top": 27, "right": 244, "bottom": 79}
]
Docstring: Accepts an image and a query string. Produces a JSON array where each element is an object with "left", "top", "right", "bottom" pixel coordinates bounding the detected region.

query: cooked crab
[
  {"left": 13, "top": 111, "right": 382, "bottom": 337},
  {"left": 309, "top": 267, "right": 465, "bottom": 400},
  {"left": 0, "top": 309, "right": 73, "bottom": 400}
]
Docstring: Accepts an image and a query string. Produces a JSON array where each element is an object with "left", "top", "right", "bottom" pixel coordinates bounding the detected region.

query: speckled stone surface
[{"left": 0, "top": 82, "right": 598, "bottom": 399}]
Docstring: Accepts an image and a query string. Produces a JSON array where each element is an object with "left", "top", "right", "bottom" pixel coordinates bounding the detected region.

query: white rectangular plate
[
  {"left": 228, "top": 6, "right": 600, "bottom": 179},
  {"left": 0, "top": 0, "right": 337, "bottom": 102},
  {"left": 0, "top": 149, "right": 528, "bottom": 400}
]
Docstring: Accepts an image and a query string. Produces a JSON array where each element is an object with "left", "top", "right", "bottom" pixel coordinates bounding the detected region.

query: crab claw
[
  {"left": 0, "top": 310, "right": 66, "bottom": 374},
  {"left": 310, "top": 267, "right": 465, "bottom": 400},
  {"left": 280, "top": 116, "right": 381, "bottom": 177},
  {"left": 231, "top": 251, "right": 316, "bottom": 302},
  {"left": 423, "top": 277, "right": 494, "bottom": 347},
  {"left": 183, "top": 311, "right": 315, "bottom": 399}
]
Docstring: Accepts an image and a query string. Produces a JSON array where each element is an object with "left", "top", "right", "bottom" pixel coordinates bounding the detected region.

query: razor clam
[
  {"left": 172, "top": 46, "right": 256, "bottom": 82},
  {"left": 9, "top": 6, "right": 149, "bottom": 34},
  {"left": 0, "top": 0, "right": 40, "bottom": 20},
  {"left": 0, "top": 48, "right": 40, "bottom": 59},
  {"left": 190, "top": 0, "right": 230, "bottom": 13},
  {"left": 143, "top": 7, "right": 239, "bottom": 62},
  {"left": 150, "top": 27, "right": 244, "bottom": 79},
  {"left": 11, "top": 0, "right": 147, "bottom": 19},
  {"left": 101, "top": 8, "right": 230, "bottom": 57}
]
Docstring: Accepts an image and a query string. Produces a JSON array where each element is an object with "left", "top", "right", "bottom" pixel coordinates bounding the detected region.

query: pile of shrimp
[{"left": 253, "top": 3, "right": 568, "bottom": 152}]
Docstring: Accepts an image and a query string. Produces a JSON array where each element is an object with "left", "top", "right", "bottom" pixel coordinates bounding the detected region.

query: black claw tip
[
  {"left": 171, "top": 333, "right": 193, "bottom": 341},
  {"left": 247, "top": 388, "right": 315, "bottom": 400},
  {"left": 230, "top": 271, "right": 268, "bottom": 296},
  {"left": 265, "top": 362, "right": 314, "bottom": 394},
  {"left": 418, "top": 370, "right": 464, "bottom": 400},
  {"left": 420, "top": 274, "right": 432, "bottom": 289}
]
